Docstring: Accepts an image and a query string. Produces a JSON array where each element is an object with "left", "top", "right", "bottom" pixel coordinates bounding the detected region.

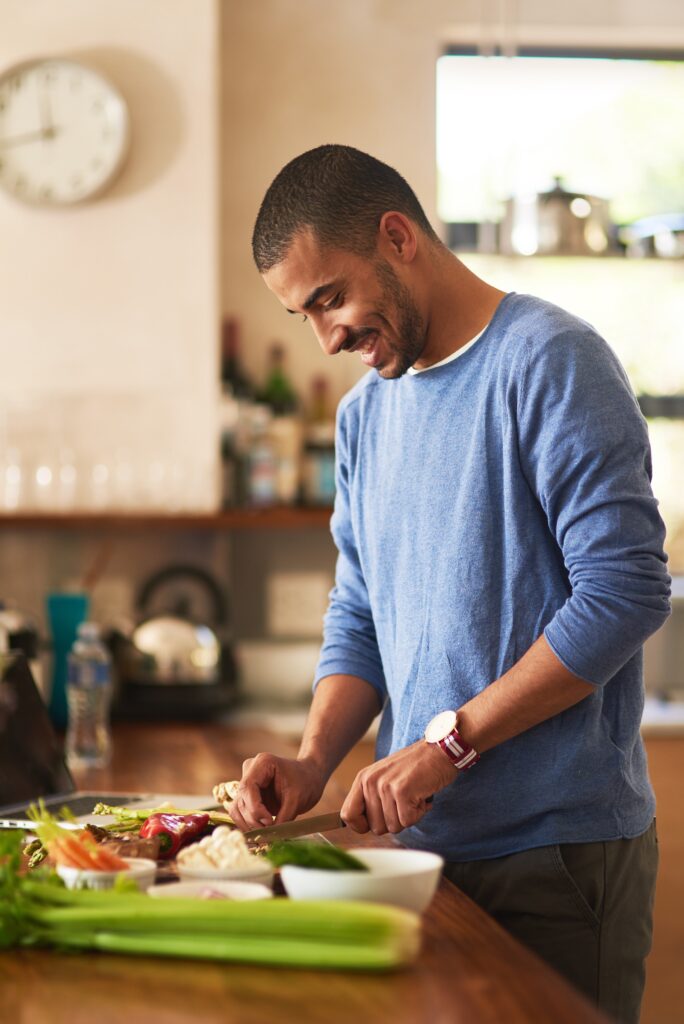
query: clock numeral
[{"left": 91, "top": 157, "right": 103, "bottom": 170}]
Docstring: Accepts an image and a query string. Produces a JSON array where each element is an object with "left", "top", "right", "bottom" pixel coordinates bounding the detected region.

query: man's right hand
[{"left": 224, "top": 753, "right": 327, "bottom": 831}]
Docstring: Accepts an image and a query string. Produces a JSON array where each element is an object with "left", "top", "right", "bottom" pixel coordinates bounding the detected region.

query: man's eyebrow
[{"left": 286, "top": 282, "right": 335, "bottom": 315}]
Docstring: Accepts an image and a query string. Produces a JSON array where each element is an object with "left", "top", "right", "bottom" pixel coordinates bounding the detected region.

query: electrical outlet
[{"left": 266, "top": 571, "right": 333, "bottom": 638}]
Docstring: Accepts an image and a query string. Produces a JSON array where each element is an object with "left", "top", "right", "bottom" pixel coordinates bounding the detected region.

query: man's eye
[{"left": 324, "top": 294, "right": 342, "bottom": 311}]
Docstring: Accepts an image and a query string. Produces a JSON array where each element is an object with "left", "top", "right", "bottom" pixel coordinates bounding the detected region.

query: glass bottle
[
  {"left": 220, "top": 318, "right": 254, "bottom": 507},
  {"left": 258, "top": 343, "right": 298, "bottom": 416},
  {"left": 302, "top": 376, "right": 336, "bottom": 506}
]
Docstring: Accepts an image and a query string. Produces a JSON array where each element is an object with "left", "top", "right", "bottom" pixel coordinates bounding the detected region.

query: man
[{"left": 227, "top": 145, "right": 670, "bottom": 1022}]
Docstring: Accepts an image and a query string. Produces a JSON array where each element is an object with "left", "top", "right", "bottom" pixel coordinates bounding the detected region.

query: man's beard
[{"left": 368, "top": 259, "right": 427, "bottom": 379}]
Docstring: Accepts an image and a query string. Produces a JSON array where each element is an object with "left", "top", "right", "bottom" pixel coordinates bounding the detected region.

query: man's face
[{"left": 262, "top": 229, "right": 427, "bottom": 380}]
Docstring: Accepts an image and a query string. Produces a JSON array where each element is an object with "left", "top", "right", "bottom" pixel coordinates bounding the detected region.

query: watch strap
[
  {"left": 436, "top": 724, "right": 480, "bottom": 771},
  {"left": 425, "top": 710, "right": 480, "bottom": 771}
]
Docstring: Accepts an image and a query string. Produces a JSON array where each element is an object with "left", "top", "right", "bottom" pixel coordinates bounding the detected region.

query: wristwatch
[{"left": 424, "top": 710, "right": 480, "bottom": 771}]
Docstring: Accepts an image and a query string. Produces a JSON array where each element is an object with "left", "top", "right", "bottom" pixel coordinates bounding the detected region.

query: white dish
[
  {"left": 176, "top": 860, "right": 274, "bottom": 887},
  {"left": 56, "top": 857, "right": 157, "bottom": 892},
  {"left": 147, "top": 879, "right": 273, "bottom": 901},
  {"left": 280, "top": 848, "right": 443, "bottom": 914}
]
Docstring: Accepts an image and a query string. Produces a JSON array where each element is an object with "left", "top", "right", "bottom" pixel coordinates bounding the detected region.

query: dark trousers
[{"left": 443, "top": 821, "right": 658, "bottom": 1024}]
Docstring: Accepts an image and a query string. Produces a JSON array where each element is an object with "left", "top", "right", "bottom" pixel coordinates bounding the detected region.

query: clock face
[{"left": 0, "top": 58, "right": 130, "bottom": 206}]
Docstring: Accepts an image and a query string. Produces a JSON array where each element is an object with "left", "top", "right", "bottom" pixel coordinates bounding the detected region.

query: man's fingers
[
  {"left": 377, "top": 789, "right": 403, "bottom": 835},
  {"left": 225, "top": 800, "right": 248, "bottom": 831},
  {"left": 361, "top": 782, "right": 389, "bottom": 835},
  {"left": 341, "top": 781, "right": 370, "bottom": 833},
  {"left": 239, "top": 779, "right": 276, "bottom": 828},
  {"left": 397, "top": 796, "right": 429, "bottom": 830},
  {"left": 274, "top": 789, "right": 300, "bottom": 824}
]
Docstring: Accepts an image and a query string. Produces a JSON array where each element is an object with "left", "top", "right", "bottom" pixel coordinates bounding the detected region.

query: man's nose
[{"left": 313, "top": 320, "right": 348, "bottom": 357}]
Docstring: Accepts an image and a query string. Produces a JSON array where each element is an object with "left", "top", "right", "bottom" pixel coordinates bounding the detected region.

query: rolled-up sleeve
[
  {"left": 313, "top": 405, "right": 387, "bottom": 700},
  {"left": 517, "top": 328, "right": 671, "bottom": 686}
]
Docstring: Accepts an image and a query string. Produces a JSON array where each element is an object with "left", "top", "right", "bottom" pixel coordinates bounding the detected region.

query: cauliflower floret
[{"left": 177, "top": 825, "right": 262, "bottom": 870}]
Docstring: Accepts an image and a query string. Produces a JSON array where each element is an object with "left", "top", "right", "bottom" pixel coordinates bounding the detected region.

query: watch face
[
  {"left": 425, "top": 709, "right": 458, "bottom": 744},
  {"left": 0, "top": 58, "right": 130, "bottom": 206}
]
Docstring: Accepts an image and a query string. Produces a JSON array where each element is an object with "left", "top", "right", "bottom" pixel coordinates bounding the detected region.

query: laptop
[{"left": 0, "top": 652, "right": 217, "bottom": 828}]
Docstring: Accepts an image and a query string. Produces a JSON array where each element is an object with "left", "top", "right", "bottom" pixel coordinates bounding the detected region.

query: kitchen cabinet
[{"left": 0, "top": 721, "right": 610, "bottom": 1024}]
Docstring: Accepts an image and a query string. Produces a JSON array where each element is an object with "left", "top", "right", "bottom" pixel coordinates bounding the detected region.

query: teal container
[{"left": 46, "top": 592, "right": 89, "bottom": 729}]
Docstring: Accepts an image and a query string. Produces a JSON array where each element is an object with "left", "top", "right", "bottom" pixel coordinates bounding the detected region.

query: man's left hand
[{"left": 341, "top": 740, "right": 456, "bottom": 834}]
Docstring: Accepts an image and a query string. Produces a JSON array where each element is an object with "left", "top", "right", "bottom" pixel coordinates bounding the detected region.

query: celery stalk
[
  {"left": 2, "top": 831, "right": 421, "bottom": 971},
  {"left": 32, "top": 929, "right": 418, "bottom": 969}
]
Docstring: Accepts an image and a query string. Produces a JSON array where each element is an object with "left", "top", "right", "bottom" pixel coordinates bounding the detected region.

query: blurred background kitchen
[{"left": 0, "top": 0, "right": 682, "bottom": 1015}]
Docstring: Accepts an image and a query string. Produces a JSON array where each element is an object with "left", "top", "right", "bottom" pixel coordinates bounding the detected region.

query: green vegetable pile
[
  {"left": 265, "top": 840, "right": 369, "bottom": 871},
  {"left": 0, "top": 832, "right": 419, "bottom": 970}
]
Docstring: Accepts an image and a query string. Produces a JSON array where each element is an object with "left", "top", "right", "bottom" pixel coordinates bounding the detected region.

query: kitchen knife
[
  {"left": 243, "top": 811, "right": 345, "bottom": 843},
  {"left": 0, "top": 818, "right": 81, "bottom": 831}
]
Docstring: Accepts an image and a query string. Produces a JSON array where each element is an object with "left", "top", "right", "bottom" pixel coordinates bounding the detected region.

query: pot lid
[{"left": 132, "top": 616, "right": 220, "bottom": 670}]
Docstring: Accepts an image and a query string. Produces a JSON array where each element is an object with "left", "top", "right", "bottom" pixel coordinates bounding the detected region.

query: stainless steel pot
[{"left": 500, "top": 177, "right": 614, "bottom": 256}]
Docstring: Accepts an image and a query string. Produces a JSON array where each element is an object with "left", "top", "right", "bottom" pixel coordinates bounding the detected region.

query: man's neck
[{"left": 413, "top": 251, "right": 506, "bottom": 370}]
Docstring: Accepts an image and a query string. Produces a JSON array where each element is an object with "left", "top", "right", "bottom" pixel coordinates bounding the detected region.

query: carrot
[
  {"left": 29, "top": 801, "right": 130, "bottom": 874},
  {"left": 89, "top": 845, "right": 128, "bottom": 871},
  {"left": 48, "top": 836, "right": 94, "bottom": 869},
  {"left": 45, "top": 840, "right": 78, "bottom": 868}
]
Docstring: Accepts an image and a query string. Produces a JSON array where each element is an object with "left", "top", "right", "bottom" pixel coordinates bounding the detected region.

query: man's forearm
[
  {"left": 297, "top": 674, "right": 383, "bottom": 782},
  {"left": 456, "top": 634, "right": 595, "bottom": 754}
]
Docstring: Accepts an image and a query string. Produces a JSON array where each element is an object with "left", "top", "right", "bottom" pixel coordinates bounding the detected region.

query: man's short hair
[{"left": 252, "top": 144, "right": 440, "bottom": 272}]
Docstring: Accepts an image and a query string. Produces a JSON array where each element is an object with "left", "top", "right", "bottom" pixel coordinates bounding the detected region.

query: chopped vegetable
[
  {"left": 212, "top": 780, "right": 240, "bottom": 806},
  {"left": 0, "top": 831, "right": 420, "bottom": 970},
  {"left": 92, "top": 803, "right": 234, "bottom": 830},
  {"left": 265, "top": 841, "right": 369, "bottom": 872},
  {"left": 139, "top": 812, "right": 210, "bottom": 860},
  {"left": 23, "top": 837, "right": 48, "bottom": 869},
  {"left": 27, "top": 802, "right": 129, "bottom": 872},
  {"left": 177, "top": 826, "right": 263, "bottom": 870}
]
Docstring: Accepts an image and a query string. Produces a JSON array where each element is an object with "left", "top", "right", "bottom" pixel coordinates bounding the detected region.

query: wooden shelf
[{"left": 0, "top": 506, "right": 333, "bottom": 530}]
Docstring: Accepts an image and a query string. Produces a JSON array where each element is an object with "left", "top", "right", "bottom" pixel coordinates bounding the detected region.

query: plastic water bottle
[{"left": 66, "top": 622, "right": 113, "bottom": 769}]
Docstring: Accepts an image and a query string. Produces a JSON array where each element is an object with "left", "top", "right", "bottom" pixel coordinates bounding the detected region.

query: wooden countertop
[{"left": 0, "top": 722, "right": 610, "bottom": 1024}]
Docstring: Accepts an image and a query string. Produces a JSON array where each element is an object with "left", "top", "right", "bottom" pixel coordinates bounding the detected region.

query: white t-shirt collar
[{"left": 407, "top": 324, "right": 488, "bottom": 376}]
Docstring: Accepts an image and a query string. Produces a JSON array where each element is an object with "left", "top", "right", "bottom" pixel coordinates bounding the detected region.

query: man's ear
[{"left": 378, "top": 211, "right": 418, "bottom": 263}]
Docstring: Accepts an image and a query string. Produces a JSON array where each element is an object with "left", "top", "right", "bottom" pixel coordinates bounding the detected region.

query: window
[
  {"left": 437, "top": 47, "right": 684, "bottom": 255},
  {"left": 437, "top": 46, "right": 684, "bottom": 571}
]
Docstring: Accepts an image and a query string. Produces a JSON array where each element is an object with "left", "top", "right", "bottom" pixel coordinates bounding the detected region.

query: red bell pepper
[{"left": 139, "top": 812, "right": 210, "bottom": 859}]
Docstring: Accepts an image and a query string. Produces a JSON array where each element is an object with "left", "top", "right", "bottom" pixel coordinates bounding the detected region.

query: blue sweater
[{"left": 314, "top": 292, "right": 671, "bottom": 861}]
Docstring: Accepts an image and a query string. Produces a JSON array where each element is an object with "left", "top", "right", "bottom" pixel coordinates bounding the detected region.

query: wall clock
[{"left": 0, "top": 58, "right": 130, "bottom": 206}]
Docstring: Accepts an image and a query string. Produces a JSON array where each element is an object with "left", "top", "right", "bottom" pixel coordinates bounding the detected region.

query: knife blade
[
  {"left": 0, "top": 818, "right": 82, "bottom": 832},
  {"left": 243, "top": 811, "right": 345, "bottom": 843}
]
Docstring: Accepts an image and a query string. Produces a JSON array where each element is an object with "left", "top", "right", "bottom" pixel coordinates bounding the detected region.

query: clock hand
[
  {"left": 38, "top": 84, "right": 54, "bottom": 132},
  {"left": 0, "top": 127, "right": 60, "bottom": 148}
]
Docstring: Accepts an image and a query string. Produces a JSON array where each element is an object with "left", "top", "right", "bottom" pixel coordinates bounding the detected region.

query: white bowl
[
  {"left": 56, "top": 857, "right": 157, "bottom": 892},
  {"left": 280, "top": 848, "right": 444, "bottom": 914},
  {"left": 176, "top": 860, "right": 274, "bottom": 887},
  {"left": 147, "top": 879, "right": 273, "bottom": 901}
]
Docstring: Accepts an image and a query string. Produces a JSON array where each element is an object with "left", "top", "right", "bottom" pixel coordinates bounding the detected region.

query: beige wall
[
  {"left": 221, "top": 0, "right": 684, "bottom": 407},
  {"left": 0, "top": 0, "right": 220, "bottom": 511}
]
